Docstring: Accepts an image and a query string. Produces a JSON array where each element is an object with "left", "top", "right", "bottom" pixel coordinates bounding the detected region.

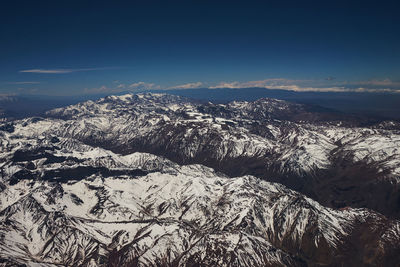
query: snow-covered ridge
[
  {"left": 1, "top": 93, "right": 400, "bottom": 266},
  {"left": 43, "top": 93, "right": 400, "bottom": 178},
  {"left": 1, "top": 139, "right": 398, "bottom": 266}
]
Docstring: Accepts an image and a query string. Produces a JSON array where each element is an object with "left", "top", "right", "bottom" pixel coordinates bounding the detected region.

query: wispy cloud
[
  {"left": 0, "top": 93, "right": 17, "bottom": 101},
  {"left": 83, "top": 78, "right": 400, "bottom": 95},
  {"left": 168, "top": 82, "right": 204, "bottom": 89},
  {"left": 19, "top": 67, "right": 116, "bottom": 74},
  {"left": 6, "top": 81, "right": 41, "bottom": 84},
  {"left": 209, "top": 78, "right": 400, "bottom": 93},
  {"left": 210, "top": 79, "right": 309, "bottom": 89},
  {"left": 84, "top": 81, "right": 160, "bottom": 94},
  {"left": 129, "top": 82, "right": 161, "bottom": 90},
  {"left": 354, "top": 79, "right": 400, "bottom": 87}
]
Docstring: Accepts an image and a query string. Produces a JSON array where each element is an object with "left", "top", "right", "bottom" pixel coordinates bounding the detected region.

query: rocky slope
[
  {"left": 1, "top": 93, "right": 400, "bottom": 266},
  {"left": 43, "top": 93, "right": 400, "bottom": 218}
]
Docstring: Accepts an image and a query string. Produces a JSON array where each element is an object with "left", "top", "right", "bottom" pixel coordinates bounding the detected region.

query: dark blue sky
[{"left": 1, "top": 0, "right": 399, "bottom": 95}]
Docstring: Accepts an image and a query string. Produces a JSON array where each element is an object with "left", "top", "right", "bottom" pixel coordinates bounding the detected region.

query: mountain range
[{"left": 1, "top": 93, "right": 400, "bottom": 266}]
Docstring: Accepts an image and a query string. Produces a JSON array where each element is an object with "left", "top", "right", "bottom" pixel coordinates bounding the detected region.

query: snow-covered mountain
[
  {"left": 1, "top": 93, "right": 400, "bottom": 266},
  {"left": 44, "top": 93, "right": 400, "bottom": 217}
]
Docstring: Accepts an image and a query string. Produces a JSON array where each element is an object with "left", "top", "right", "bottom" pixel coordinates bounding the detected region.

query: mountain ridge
[{"left": 1, "top": 93, "right": 400, "bottom": 266}]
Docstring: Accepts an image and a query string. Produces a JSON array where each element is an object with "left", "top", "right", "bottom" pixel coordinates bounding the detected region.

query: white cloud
[
  {"left": 209, "top": 79, "right": 309, "bottom": 89},
  {"left": 87, "top": 81, "right": 205, "bottom": 92},
  {"left": 83, "top": 81, "right": 161, "bottom": 94},
  {"left": 0, "top": 93, "right": 17, "bottom": 101},
  {"left": 20, "top": 69, "right": 73, "bottom": 74},
  {"left": 354, "top": 79, "right": 400, "bottom": 87},
  {"left": 209, "top": 78, "right": 400, "bottom": 93},
  {"left": 169, "top": 82, "right": 204, "bottom": 89},
  {"left": 83, "top": 78, "right": 400, "bottom": 95},
  {"left": 352, "top": 87, "right": 400, "bottom": 93},
  {"left": 129, "top": 82, "right": 160, "bottom": 90},
  {"left": 6, "top": 81, "right": 41, "bottom": 84},
  {"left": 19, "top": 67, "right": 116, "bottom": 74}
]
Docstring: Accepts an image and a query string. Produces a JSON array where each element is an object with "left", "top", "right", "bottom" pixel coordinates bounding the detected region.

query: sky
[{"left": 0, "top": 0, "right": 399, "bottom": 96}]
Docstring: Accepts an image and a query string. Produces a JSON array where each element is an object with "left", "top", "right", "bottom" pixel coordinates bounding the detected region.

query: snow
[{"left": 1, "top": 92, "right": 400, "bottom": 265}]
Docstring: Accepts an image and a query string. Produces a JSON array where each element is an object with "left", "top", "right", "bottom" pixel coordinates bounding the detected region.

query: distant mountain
[
  {"left": 1, "top": 93, "right": 400, "bottom": 266},
  {"left": 0, "top": 94, "right": 108, "bottom": 119},
  {"left": 2, "top": 88, "right": 400, "bottom": 120},
  {"left": 149, "top": 88, "right": 400, "bottom": 119}
]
